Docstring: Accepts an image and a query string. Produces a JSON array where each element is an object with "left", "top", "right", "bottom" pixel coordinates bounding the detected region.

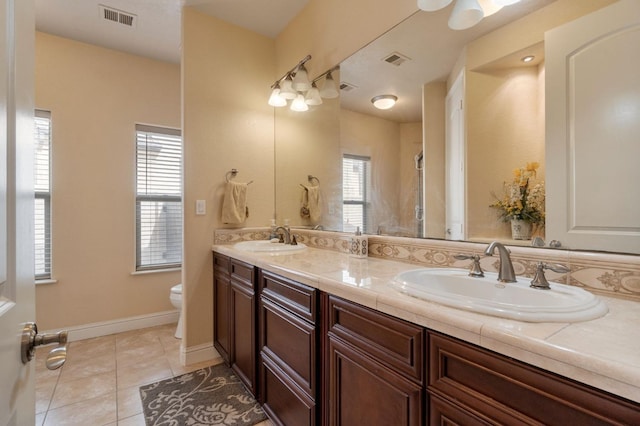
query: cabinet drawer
[
  {"left": 261, "top": 351, "right": 317, "bottom": 426},
  {"left": 260, "top": 270, "right": 317, "bottom": 323},
  {"left": 260, "top": 296, "right": 317, "bottom": 397},
  {"left": 213, "top": 252, "right": 230, "bottom": 273},
  {"left": 429, "top": 332, "right": 640, "bottom": 425},
  {"left": 231, "top": 258, "right": 255, "bottom": 288},
  {"left": 327, "top": 295, "right": 424, "bottom": 384}
]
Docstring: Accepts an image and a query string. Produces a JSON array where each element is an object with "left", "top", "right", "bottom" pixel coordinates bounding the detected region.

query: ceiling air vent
[
  {"left": 99, "top": 5, "right": 137, "bottom": 29},
  {"left": 383, "top": 51, "right": 411, "bottom": 67},
  {"left": 340, "top": 82, "right": 358, "bottom": 92}
]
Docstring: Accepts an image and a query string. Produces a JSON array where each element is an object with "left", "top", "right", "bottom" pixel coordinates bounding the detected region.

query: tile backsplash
[{"left": 214, "top": 228, "right": 640, "bottom": 302}]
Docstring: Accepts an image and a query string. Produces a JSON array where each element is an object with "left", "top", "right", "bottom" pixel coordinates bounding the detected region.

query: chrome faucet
[
  {"left": 274, "top": 226, "right": 291, "bottom": 244},
  {"left": 484, "top": 241, "right": 517, "bottom": 283}
]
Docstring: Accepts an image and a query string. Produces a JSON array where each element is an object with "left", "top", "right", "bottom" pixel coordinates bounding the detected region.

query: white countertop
[{"left": 213, "top": 244, "right": 640, "bottom": 404}]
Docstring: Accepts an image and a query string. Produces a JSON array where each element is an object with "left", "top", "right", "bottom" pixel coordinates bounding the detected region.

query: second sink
[{"left": 391, "top": 268, "right": 607, "bottom": 323}]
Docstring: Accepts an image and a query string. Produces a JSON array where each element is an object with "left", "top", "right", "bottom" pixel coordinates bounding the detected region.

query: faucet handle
[
  {"left": 453, "top": 254, "right": 484, "bottom": 278},
  {"left": 530, "top": 262, "right": 570, "bottom": 290}
]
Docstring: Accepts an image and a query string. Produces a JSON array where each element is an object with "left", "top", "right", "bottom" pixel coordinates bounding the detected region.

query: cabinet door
[
  {"left": 213, "top": 269, "right": 231, "bottom": 363},
  {"left": 328, "top": 335, "right": 423, "bottom": 426},
  {"left": 231, "top": 280, "right": 257, "bottom": 395}
]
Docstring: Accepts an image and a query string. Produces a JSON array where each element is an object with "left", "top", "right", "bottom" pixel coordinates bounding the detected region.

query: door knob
[{"left": 21, "top": 322, "right": 68, "bottom": 370}]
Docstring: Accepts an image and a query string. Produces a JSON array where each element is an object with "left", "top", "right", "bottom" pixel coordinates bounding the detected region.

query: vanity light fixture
[
  {"left": 371, "top": 94, "right": 398, "bottom": 110},
  {"left": 521, "top": 55, "right": 535, "bottom": 63},
  {"left": 268, "top": 56, "right": 339, "bottom": 111},
  {"left": 418, "top": 0, "right": 521, "bottom": 30}
]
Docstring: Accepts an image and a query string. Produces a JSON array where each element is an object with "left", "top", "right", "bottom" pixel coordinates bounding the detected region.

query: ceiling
[
  {"left": 34, "top": 0, "right": 310, "bottom": 63},
  {"left": 339, "top": 0, "right": 555, "bottom": 122},
  {"left": 35, "top": 0, "right": 554, "bottom": 122}
]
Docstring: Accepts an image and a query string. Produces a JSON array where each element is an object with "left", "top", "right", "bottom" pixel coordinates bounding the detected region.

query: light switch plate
[{"left": 196, "top": 200, "right": 206, "bottom": 215}]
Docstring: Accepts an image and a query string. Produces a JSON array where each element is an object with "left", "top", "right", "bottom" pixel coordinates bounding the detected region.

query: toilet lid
[{"left": 171, "top": 284, "right": 182, "bottom": 294}]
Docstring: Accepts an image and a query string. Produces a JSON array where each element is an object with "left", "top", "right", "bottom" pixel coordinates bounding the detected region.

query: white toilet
[{"left": 170, "top": 284, "right": 183, "bottom": 339}]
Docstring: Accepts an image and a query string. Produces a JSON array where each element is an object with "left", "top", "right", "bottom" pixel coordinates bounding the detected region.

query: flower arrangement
[{"left": 490, "top": 162, "right": 545, "bottom": 225}]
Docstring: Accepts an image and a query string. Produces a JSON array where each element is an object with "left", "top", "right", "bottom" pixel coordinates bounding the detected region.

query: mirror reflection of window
[{"left": 342, "top": 155, "right": 371, "bottom": 233}]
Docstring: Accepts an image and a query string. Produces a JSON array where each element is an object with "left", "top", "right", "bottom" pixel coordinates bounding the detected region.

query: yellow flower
[
  {"left": 513, "top": 168, "right": 522, "bottom": 179},
  {"left": 526, "top": 162, "right": 539, "bottom": 176}
]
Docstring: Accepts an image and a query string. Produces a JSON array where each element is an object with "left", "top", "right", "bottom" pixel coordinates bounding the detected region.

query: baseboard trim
[
  {"left": 42, "top": 310, "right": 180, "bottom": 342},
  {"left": 181, "top": 342, "right": 222, "bottom": 366}
]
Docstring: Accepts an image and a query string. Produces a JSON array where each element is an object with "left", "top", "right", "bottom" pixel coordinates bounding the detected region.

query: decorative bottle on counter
[{"left": 349, "top": 227, "right": 368, "bottom": 258}]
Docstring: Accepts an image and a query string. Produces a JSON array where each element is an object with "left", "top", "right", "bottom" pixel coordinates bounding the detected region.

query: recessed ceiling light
[
  {"left": 371, "top": 95, "right": 397, "bottom": 110},
  {"left": 522, "top": 55, "right": 535, "bottom": 63}
]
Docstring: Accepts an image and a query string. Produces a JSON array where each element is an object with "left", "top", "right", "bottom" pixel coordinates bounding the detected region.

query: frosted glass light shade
[
  {"left": 305, "top": 84, "right": 323, "bottom": 105},
  {"left": 290, "top": 94, "right": 309, "bottom": 111},
  {"left": 292, "top": 64, "right": 311, "bottom": 91},
  {"left": 491, "top": 0, "right": 520, "bottom": 5},
  {"left": 280, "top": 75, "right": 297, "bottom": 100},
  {"left": 371, "top": 95, "right": 397, "bottom": 110},
  {"left": 417, "top": 0, "right": 453, "bottom": 11},
  {"left": 319, "top": 72, "right": 339, "bottom": 99},
  {"left": 268, "top": 87, "right": 287, "bottom": 107},
  {"left": 448, "top": 0, "right": 484, "bottom": 30}
]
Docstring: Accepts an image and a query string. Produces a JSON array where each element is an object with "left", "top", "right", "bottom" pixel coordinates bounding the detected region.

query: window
[
  {"left": 34, "top": 110, "right": 52, "bottom": 279},
  {"left": 342, "top": 154, "right": 371, "bottom": 233},
  {"left": 135, "top": 125, "right": 182, "bottom": 271}
]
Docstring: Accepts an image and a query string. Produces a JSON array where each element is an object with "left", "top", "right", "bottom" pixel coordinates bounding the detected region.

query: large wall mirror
[{"left": 274, "top": 0, "right": 640, "bottom": 255}]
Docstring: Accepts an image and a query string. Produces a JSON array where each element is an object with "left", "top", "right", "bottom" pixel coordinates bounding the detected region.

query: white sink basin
[
  {"left": 391, "top": 268, "right": 607, "bottom": 323},
  {"left": 234, "top": 240, "right": 307, "bottom": 253}
]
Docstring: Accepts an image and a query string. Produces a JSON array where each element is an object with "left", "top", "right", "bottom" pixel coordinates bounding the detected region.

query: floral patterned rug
[{"left": 139, "top": 364, "right": 267, "bottom": 426}]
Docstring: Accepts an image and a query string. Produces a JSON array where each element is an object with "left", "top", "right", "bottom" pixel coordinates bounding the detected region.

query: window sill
[
  {"left": 131, "top": 267, "right": 181, "bottom": 276},
  {"left": 35, "top": 279, "right": 58, "bottom": 286}
]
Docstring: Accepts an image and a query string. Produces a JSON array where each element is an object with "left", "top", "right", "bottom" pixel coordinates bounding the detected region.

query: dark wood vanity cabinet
[
  {"left": 213, "top": 253, "right": 258, "bottom": 396},
  {"left": 212, "top": 255, "right": 639, "bottom": 426},
  {"left": 325, "top": 295, "right": 425, "bottom": 426},
  {"left": 428, "top": 332, "right": 640, "bottom": 426},
  {"left": 259, "top": 270, "right": 319, "bottom": 426}
]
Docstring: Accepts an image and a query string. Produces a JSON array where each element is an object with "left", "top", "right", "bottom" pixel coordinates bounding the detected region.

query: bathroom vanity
[{"left": 212, "top": 246, "right": 640, "bottom": 425}]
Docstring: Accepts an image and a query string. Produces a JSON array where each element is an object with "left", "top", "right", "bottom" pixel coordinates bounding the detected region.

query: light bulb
[{"left": 268, "top": 87, "right": 287, "bottom": 107}]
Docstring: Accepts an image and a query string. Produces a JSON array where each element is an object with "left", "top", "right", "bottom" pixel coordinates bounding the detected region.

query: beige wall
[
  {"left": 182, "top": 9, "right": 276, "bottom": 349},
  {"left": 466, "top": 65, "right": 545, "bottom": 239},
  {"left": 34, "top": 32, "right": 181, "bottom": 330},
  {"left": 340, "top": 109, "right": 402, "bottom": 235}
]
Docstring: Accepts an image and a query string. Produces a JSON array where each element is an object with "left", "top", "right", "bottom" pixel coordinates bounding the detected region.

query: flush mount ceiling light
[
  {"left": 371, "top": 95, "right": 398, "bottom": 110},
  {"left": 521, "top": 55, "right": 535, "bottom": 63},
  {"left": 418, "top": 0, "right": 521, "bottom": 30}
]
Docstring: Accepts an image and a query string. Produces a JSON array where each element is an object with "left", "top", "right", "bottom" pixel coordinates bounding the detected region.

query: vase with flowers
[{"left": 490, "top": 162, "right": 545, "bottom": 240}]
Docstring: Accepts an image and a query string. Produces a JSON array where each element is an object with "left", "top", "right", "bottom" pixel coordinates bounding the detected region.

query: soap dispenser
[{"left": 349, "top": 227, "right": 368, "bottom": 259}]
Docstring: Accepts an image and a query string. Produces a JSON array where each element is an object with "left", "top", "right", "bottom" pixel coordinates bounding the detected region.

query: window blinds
[
  {"left": 135, "top": 124, "right": 182, "bottom": 270},
  {"left": 342, "top": 154, "right": 371, "bottom": 233},
  {"left": 34, "top": 110, "right": 51, "bottom": 279}
]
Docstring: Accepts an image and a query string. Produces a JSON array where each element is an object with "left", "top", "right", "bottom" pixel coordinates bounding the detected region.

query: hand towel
[
  {"left": 301, "top": 184, "right": 322, "bottom": 223},
  {"left": 222, "top": 181, "right": 249, "bottom": 224}
]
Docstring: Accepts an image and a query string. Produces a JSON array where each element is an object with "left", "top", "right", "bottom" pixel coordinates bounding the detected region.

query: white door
[
  {"left": 546, "top": 0, "right": 640, "bottom": 253},
  {"left": 0, "top": 1, "right": 36, "bottom": 425},
  {"left": 445, "top": 72, "right": 465, "bottom": 241}
]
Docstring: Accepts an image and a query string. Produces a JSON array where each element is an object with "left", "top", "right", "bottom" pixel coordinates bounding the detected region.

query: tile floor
[{"left": 35, "top": 323, "right": 273, "bottom": 426}]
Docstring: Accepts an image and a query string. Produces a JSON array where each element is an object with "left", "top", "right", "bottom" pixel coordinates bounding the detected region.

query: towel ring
[
  {"left": 308, "top": 175, "right": 320, "bottom": 185},
  {"left": 226, "top": 169, "right": 253, "bottom": 185}
]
